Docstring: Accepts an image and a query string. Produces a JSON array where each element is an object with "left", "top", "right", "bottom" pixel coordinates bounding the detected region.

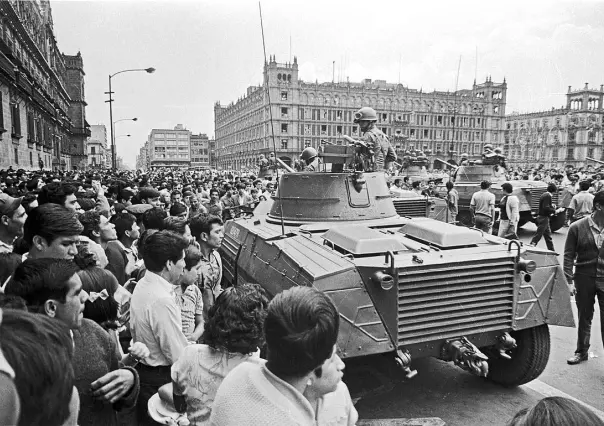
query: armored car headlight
[
  {"left": 517, "top": 259, "right": 537, "bottom": 273},
  {"left": 371, "top": 271, "right": 394, "bottom": 291}
]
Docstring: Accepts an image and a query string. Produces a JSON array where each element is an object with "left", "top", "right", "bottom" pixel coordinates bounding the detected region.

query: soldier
[
  {"left": 343, "top": 107, "right": 396, "bottom": 172},
  {"left": 299, "top": 147, "right": 319, "bottom": 172},
  {"left": 459, "top": 153, "right": 469, "bottom": 166}
]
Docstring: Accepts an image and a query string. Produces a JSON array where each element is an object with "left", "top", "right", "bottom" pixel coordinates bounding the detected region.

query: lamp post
[{"left": 106, "top": 68, "right": 155, "bottom": 170}]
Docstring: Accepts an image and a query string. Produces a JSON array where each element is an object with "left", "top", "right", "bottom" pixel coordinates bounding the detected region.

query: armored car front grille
[
  {"left": 397, "top": 257, "right": 515, "bottom": 345},
  {"left": 392, "top": 199, "right": 428, "bottom": 218}
]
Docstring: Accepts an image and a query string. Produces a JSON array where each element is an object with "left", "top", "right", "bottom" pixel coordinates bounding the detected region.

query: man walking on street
[
  {"left": 564, "top": 191, "right": 604, "bottom": 365},
  {"left": 470, "top": 180, "right": 496, "bottom": 233},
  {"left": 530, "top": 183, "right": 559, "bottom": 251}
]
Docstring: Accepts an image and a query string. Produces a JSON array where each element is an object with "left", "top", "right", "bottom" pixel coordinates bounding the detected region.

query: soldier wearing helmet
[
  {"left": 343, "top": 107, "right": 396, "bottom": 172},
  {"left": 460, "top": 153, "right": 469, "bottom": 166},
  {"left": 300, "top": 147, "right": 319, "bottom": 172}
]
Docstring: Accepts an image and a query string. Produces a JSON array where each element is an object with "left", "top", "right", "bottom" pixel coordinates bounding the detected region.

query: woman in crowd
[{"left": 150, "top": 283, "right": 268, "bottom": 425}]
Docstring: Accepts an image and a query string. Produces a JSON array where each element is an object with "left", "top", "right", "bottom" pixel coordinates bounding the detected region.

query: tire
[
  {"left": 457, "top": 210, "right": 473, "bottom": 227},
  {"left": 487, "top": 324, "right": 550, "bottom": 387},
  {"left": 550, "top": 213, "right": 565, "bottom": 232}
]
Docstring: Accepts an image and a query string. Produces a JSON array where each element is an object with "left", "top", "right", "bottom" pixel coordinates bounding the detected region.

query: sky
[{"left": 50, "top": 0, "right": 604, "bottom": 167}]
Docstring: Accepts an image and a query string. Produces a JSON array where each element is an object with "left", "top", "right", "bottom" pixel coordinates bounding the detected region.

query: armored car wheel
[
  {"left": 487, "top": 324, "right": 550, "bottom": 387},
  {"left": 550, "top": 214, "right": 565, "bottom": 233}
]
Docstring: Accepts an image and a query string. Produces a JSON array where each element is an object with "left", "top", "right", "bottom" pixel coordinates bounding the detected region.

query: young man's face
[
  {"left": 54, "top": 273, "right": 88, "bottom": 330},
  {"left": 99, "top": 215, "right": 117, "bottom": 242},
  {"left": 202, "top": 223, "right": 224, "bottom": 250},
  {"left": 309, "top": 345, "right": 345, "bottom": 397},
  {"left": 38, "top": 235, "right": 79, "bottom": 260},
  {"left": 190, "top": 198, "right": 200, "bottom": 210},
  {"left": 3, "top": 205, "right": 27, "bottom": 238},
  {"left": 64, "top": 194, "right": 81, "bottom": 213},
  {"left": 172, "top": 194, "right": 182, "bottom": 204},
  {"left": 179, "top": 260, "right": 202, "bottom": 287},
  {"left": 145, "top": 196, "right": 161, "bottom": 208},
  {"left": 168, "top": 250, "right": 187, "bottom": 283}
]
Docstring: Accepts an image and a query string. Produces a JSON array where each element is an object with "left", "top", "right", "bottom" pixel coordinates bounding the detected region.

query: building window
[
  {"left": 281, "top": 139, "right": 288, "bottom": 149},
  {"left": 14, "top": 148, "right": 18, "bottom": 164},
  {"left": 11, "top": 103, "right": 21, "bottom": 138},
  {"left": 281, "top": 107, "right": 288, "bottom": 118},
  {"left": 281, "top": 91, "right": 287, "bottom": 101},
  {"left": 91, "top": 147, "right": 96, "bottom": 155},
  {"left": 566, "top": 147, "right": 574, "bottom": 159},
  {"left": 305, "top": 139, "right": 311, "bottom": 148},
  {"left": 0, "top": 92, "right": 4, "bottom": 131},
  {"left": 281, "top": 123, "right": 288, "bottom": 133},
  {"left": 29, "top": 151, "right": 33, "bottom": 167},
  {"left": 423, "top": 129, "right": 429, "bottom": 138},
  {"left": 588, "top": 147, "right": 595, "bottom": 158},
  {"left": 336, "top": 125, "right": 342, "bottom": 135},
  {"left": 321, "top": 125, "right": 327, "bottom": 135}
]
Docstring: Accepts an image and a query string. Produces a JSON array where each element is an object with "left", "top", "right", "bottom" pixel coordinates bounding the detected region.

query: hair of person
[
  {"left": 4, "top": 258, "right": 80, "bottom": 314},
  {"left": 142, "top": 230, "right": 189, "bottom": 273},
  {"left": 37, "top": 182, "right": 76, "bottom": 206},
  {"left": 23, "top": 204, "right": 83, "bottom": 245},
  {"left": 547, "top": 182, "right": 558, "bottom": 193},
  {"left": 0, "top": 252, "right": 22, "bottom": 284},
  {"left": 264, "top": 286, "right": 339, "bottom": 379},
  {"left": 137, "top": 228, "right": 158, "bottom": 259},
  {"left": 142, "top": 207, "right": 167, "bottom": 231},
  {"left": 594, "top": 191, "right": 604, "bottom": 207},
  {"left": 0, "top": 294, "right": 27, "bottom": 310},
  {"left": 184, "top": 244, "right": 202, "bottom": 270},
  {"left": 78, "top": 210, "right": 102, "bottom": 240},
  {"left": 77, "top": 197, "right": 96, "bottom": 212},
  {"left": 189, "top": 213, "right": 223, "bottom": 240},
  {"left": 139, "top": 187, "right": 160, "bottom": 201},
  {"left": 480, "top": 180, "right": 492, "bottom": 190},
  {"left": 169, "top": 202, "right": 187, "bottom": 217},
  {"left": 171, "top": 189, "right": 182, "bottom": 197},
  {"left": 209, "top": 188, "right": 220, "bottom": 197},
  {"left": 0, "top": 309, "right": 75, "bottom": 426},
  {"left": 111, "top": 212, "right": 137, "bottom": 240},
  {"left": 78, "top": 267, "right": 119, "bottom": 330},
  {"left": 506, "top": 396, "right": 604, "bottom": 426},
  {"left": 501, "top": 182, "right": 513, "bottom": 193},
  {"left": 446, "top": 181, "right": 454, "bottom": 191},
  {"left": 164, "top": 216, "right": 189, "bottom": 236},
  {"left": 579, "top": 180, "right": 590, "bottom": 191},
  {"left": 201, "top": 283, "right": 269, "bottom": 354}
]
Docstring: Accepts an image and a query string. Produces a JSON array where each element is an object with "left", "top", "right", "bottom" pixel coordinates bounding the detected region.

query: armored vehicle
[
  {"left": 437, "top": 164, "right": 565, "bottom": 232},
  {"left": 220, "top": 153, "right": 574, "bottom": 386}
]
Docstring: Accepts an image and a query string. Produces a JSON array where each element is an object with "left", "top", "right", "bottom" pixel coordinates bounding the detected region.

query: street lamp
[{"left": 106, "top": 68, "right": 155, "bottom": 170}]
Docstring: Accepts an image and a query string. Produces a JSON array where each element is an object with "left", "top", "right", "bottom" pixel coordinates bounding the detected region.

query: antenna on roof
[{"left": 259, "top": 2, "right": 285, "bottom": 236}]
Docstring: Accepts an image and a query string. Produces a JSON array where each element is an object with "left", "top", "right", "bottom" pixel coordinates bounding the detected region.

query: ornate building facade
[
  {"left": 504, "top": 84, "right": 604, "bottom": 169},
  {"left": 0, "top": 0, "right": 89, "bottom": 171},
  {"left": 214, "top": 55, "right": 507, "bottom": 170}
]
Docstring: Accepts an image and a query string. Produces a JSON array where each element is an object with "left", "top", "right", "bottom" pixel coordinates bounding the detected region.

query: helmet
[
  {"left": 353, "top": 107, "right": 378, "bottom": 123},
  {"left": 300, "top": 147, "right": 318, "bottom": 162}
]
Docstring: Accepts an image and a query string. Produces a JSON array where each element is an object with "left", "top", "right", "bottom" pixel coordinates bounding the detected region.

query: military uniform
[
  {"left": 359, "top": 124, "right": 396, "bottom": 172},
  {"left": 304, "top": 157, "right": 319, "bottom": 172}
]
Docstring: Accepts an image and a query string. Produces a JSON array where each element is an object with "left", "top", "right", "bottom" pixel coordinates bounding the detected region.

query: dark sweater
[
  {"left": 563, "top": 216, "right": 604, "bottom": 282},
  {"left": 105, "top": 241, "right": 128, "bottom": 285},
  {"left": 537, "top": 191, "right": 556, "bottom": 216},
  {"left": 73, "top": 319, "right": 140, "bottom": 426}
]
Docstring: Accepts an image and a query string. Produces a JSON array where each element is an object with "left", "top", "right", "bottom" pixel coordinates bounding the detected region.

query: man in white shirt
[
  {"left": 470, "top": 180, "right": 496, "bottom": 233},
  {"left": 568, "top": 180, "right": 594, "bottom": 223},
  {"left": 498, "top": 182, "right": 520, "bottom": 239},
  {"left": 130, "top": 230, "right": 190, "bottom": 425}
]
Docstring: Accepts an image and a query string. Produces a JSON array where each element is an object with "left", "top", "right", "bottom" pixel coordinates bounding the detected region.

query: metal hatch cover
[
  {"left": 322, "top": 225, "right": 408, "bottom": 255},
  {"left": 399, "top": 218, "right": 487, "bottom": 248}
]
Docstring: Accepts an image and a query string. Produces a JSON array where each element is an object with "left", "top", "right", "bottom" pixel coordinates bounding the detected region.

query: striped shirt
[{"left": 174, "top": 285, "right": 204, "bottom": 342}]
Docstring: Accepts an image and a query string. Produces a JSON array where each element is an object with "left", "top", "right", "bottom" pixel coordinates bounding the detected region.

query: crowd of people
[{"left": 0, "top": 163, "right": 602, "bottom": 425}]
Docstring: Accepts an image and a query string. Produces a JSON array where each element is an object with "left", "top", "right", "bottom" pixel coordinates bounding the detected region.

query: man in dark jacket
[
  {"left": 530, "top": 183, "right": 558, "bottom": 251},
  {"left": 564, "top": 191, "right": 604, "bottom": 365}
]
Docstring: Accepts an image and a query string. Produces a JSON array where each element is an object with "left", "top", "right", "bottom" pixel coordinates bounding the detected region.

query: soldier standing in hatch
[
  {"left": 299, "top": 147, "right": 319, "bottom": 172},
  {"left": 343, "top": 107, "right": 396, "bottom": 172}
]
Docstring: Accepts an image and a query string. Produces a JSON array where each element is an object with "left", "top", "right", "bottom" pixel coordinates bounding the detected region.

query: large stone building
[
  {"left": 190, "top": 132, "right": 210, "bottom": 169},
  {"left": 86, "top": 124, "right": 106, "bottom": 169},
  {"left": 136, "top": 141, "right": 148, "bottom": 170},
  {"left": 504, "top": 83, "right": 604, "bottom": 169},
  {"left": 0, "top": 0, "right": 89, "bottom": 171},
  {"left": 214, "top": 55, "right": 507, "bottom": 170},
  {"left": 147, "top": 124, "right": 191, "bottom": 169}
]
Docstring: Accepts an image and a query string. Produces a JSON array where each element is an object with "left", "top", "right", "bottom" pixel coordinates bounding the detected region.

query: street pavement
[{"left": 345, "top": 223, "right": 604, "bottom": 426}]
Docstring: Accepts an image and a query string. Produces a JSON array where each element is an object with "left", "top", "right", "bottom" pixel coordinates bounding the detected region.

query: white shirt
[{"left": 130, "top": 271, "right": 188, "bottom": 366}]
